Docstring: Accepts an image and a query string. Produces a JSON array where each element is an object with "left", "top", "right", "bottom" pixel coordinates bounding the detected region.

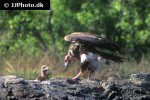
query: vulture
[
  {"left": 64, "top": 32, "right": 123, "bottom": 80},
  {"left": 36, "top": 65, "right": 49, "bottom": 81}
]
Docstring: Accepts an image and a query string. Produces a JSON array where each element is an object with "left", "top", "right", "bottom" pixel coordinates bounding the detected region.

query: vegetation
[{"left": 0, "top": 0, "right": 150, "bottom": 79}]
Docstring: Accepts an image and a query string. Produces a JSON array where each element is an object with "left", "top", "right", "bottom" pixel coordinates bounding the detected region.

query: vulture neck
[
  {"left": 41, "top": 70, "right": 46, "bottom": 77},
  {"left": 68, "top": 43, "right": 92, "bottom": 60}
]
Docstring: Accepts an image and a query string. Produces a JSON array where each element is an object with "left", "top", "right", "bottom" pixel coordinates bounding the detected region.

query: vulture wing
[
  {"left": 95, "top": 50, "right": 124, "bottom": 63},
  {"left": 64, "top": 32, "right": 121, "bottom": 53}
]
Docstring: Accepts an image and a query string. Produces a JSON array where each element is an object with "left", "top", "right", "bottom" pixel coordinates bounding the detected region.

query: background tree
[{"left": 0, "top": 0, "right": 150, "bottom": 62}]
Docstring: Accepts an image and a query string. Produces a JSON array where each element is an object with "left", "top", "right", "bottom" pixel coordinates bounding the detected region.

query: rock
[
  {"left": 0, "top": 73, "right": 150, "bottom": 99},
  {"left": 130, "top": 72, "right": 150, "bottom": 86}
]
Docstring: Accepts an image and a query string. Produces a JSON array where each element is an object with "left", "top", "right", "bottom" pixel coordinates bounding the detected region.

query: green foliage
[
  {"left": 0, "top": 10, "right": 52, "bottom": 57},
  {"left": 0, "top": 0, "right": 150, "bottom": 61}
]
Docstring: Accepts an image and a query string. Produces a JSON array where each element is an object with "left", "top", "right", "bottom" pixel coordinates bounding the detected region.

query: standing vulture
[{"left": 64, "top": 32, "right": 123, "bottom": 79}]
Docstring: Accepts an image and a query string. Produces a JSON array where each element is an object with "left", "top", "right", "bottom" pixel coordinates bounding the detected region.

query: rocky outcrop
[{"left": 0, "top": 73, "right": 150, "bottom": 100}]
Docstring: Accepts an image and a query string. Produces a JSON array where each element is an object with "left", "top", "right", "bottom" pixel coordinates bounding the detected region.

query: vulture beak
[
  {"left": 64, "top": 59, "right": 69, "bottom": 70},
  {"left": 63, "top": 61, "right": 69, "bottom": 72},
  {"left": 64, "top": 61, "right": 69, "bottom": 68},
  {"left": 45, "top": 67, "right": 49, "bottom": 70},
  {"left": 64, "top": 55, "right": 71, "bottom": 71},
  {"left": 41, "top": 65, "right": 49, "bottom": 72},
  {"left": 63, "top": 55, "right": 76, "bottom": 72}
]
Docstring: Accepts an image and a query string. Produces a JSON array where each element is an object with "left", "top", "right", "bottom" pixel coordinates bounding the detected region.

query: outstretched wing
[{"left": 64, "top": 32, "right": 121, "bottom": 53}]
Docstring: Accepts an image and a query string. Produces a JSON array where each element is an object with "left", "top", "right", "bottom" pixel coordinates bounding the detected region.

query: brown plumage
[
  {"left": 64, "top": 32, "right": 122, "bottom": 53},
  {"left": 36, "top": 65, "right": 49, "bottom": 81},
  {"left": 64, "top": 32, "right": 123, "bottom": 79}
]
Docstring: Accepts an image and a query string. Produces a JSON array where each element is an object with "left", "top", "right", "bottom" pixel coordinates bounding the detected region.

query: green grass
[
  {"left": 0, "top": 52, "right": 150, "bottom": 80},
  {"left": 119, "top": 57, "right": 150, "bottom": 79},
  {"left": 119, "top": 64, "right": 134, "bottom": 79}
]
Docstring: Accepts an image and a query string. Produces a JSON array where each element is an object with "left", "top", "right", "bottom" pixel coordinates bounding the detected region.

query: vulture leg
[
  {"left": 87, "top": 67, "right": 95, "bottom": 80},
  {"left": 72, "top": 68, "right": 82, "bottom": 79},
  {"left": 87, "top": 70, "right": 92, "bottom": 80},
  {"left": 72, "top": 61, "right": 89, "bottom": 79}
]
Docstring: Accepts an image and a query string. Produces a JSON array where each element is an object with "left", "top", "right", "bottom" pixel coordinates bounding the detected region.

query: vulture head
[
  {"left": 41, "top": 65, "right": 49, "bottom": 74},
  {"left": 35, "top": 65, "right": 49, "bottom": 81},
  {"left": 64, "top": 32, "right": 123, "bottom": 80},
  {"left": 64, "top": 43, "right": 80, "bottom": 69},
  {"left": 64, "top": 55, "right": 73, "bottom": 68}
]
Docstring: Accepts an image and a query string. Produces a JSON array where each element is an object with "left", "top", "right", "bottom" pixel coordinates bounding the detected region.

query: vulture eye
[{"left": 64, "top": 59, "right": 68, "bottom": 62}]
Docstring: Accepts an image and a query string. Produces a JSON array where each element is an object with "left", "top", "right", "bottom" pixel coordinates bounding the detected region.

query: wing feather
[
  {"left": 96, "top": 50, "right": 124, "bottom": 63},
  {"left": 64, "top": 32, "right": 121, "bottom": 53}
]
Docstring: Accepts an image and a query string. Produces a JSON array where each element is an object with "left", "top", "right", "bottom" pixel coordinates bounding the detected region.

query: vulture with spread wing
[{"left": 64, "top": 32, "right": 123, "bottom": 79}]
